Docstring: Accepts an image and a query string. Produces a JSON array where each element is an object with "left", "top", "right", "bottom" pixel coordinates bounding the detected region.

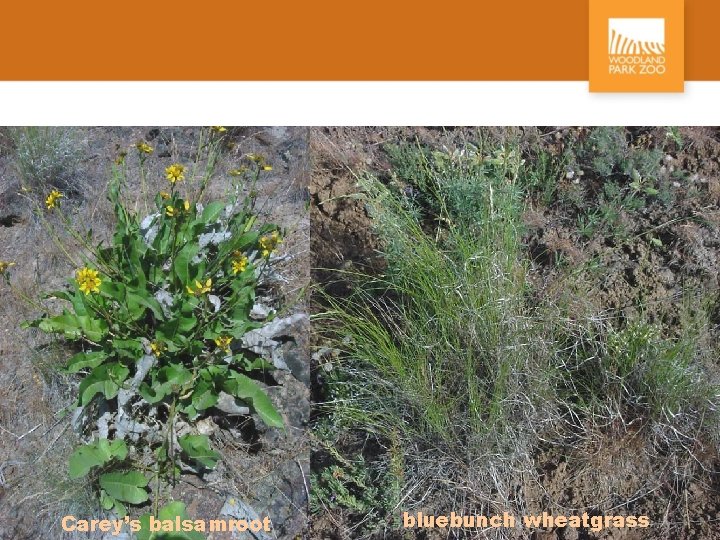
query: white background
[{"left": 0, "top": 82, "right": 717, "bottom": 125}]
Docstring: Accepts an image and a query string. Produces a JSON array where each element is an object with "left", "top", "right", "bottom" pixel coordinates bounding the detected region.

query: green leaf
[
  {"left": 100, "top": 281, "right": 127, "bottom": 302},
  {"left": 158, "top": 363, "right": 193, "bottom": 387},
  {"left": 201, "top": 201, "right": 225, "bottom": 223},
  {"left": 112, "top": 339, "right": 144, "bottom": 360},
  {"left": 38, "top": 312, "right": 82, "bottom": 339},
  {"left": 78, "top": 363, "right": 130, "bottom": 406},
  {"left": 76, "top": 315, "right": 109, "bottom": 342},
  {"left": 198, "top": 365, "right": 228, "bottom": 384},
  {"left": 99, "top": 471, "right": 149, "bottom": 504},
  {"left": 64, "top": 351, "right": 107, "bottom": 374},
  {"left": 129, "top": 292, "right": 166, "bottom": 321},
  {"left": 241, "top": 357, "right": 274, "bottom": 372},
  {"left": 178, "top": 402, "right": 199, "bottom": 421},
  {"left": 100, "top": 491, "right": 115, "bottom": 510},
  {"left": 157, "top": 315, "right": 197, "bottom": 342},
  {"left": 178, "top": 434, "right": 220, "bottom": 470},
  {"left": 113, "top": 499, "right": 128, "bottom": 518},
  {"left": 174, "top": 243, "right": 200, "bottom": 285},
  {"left": 178, "top": 316, "right": 196, "bottom": 333},
  {"left": 136, "top": 501, "right": 205, "bottom": 540},
  {"left": 69, "top": 439, "right": 127, "bottom": 478},
  {"left": 191, "top": 381, "right": 219, "bottom": 411},
  {"left": 223, "top": 372, "right": 283, "bottom": 428},
  {"left": 138, "top": 382, "right": 168, "bottom": 404}
]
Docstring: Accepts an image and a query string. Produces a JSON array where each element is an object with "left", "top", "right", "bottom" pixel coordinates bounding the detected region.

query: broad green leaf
[
  {"left": 99, "top": 471, "right": 149, "bottom": 504},
  {"left": 100, "top": 281, "right": 127, "bottom": 302},
  {"left": 241, "top": 357, "right": 274, "bottom": 372},
  {"left": 76, "top": 315, "right": 109, "bottom": 342},
  {"left": 157, "top": 364, "right": 193, "bottom": 387},
  {"left": 136, "top": 501, "right": 204, "bottom": 540},
  {"left": 78, "top": 363, "right": 130, "bottom": 406},
  {"left": 100, "top": 491, "right": 115, "bottom": 510},
  {"left": 127, "top": 236, "right": 148, "bottom": 289},
  {"left": 129, "top": 292, "right": 166, "bottom": 321},
  {"left": 138, "top": 382, "right": 168, "bottom": 404},
  {"left": 64, "top": 351, "right": 107, "bottom": 374},
  {"left": 112, "top": 339, "right": 143, "bottom": 360},
  {"left": 38, "top": 312, "right": 82, "bottom": 339},
  {"left": 113, "top": 499, "right": 128, "bottom": 518},
  {"left": 178, "top": 434, "right": 220, "bottom": 469},
  {"left": 201, "top": 201, "right": 225, "bottom": 223},
  {"left": 191, "top": 381, "right": 219, "bottom": 411},
  {"left": 178, "top": 402, "right": 198, "bottom": 421},
  {"left": 177, "top": 316, "right": 196, "bottom": 333},
  {"left": 44, "top": 289, "right": 90, "bottom": 317},
  {"left": 229, "top": 231, "right": 259, "bottom": 253},
  {"left": 223, "top": 372, "right": 283, "bottom": 428},
  {"left": 173, "top": 243, "right": 200, "bottom": 285},
  {"left": 69, "top": 439, "right": 127, "bottom": 478},
  {"left": 198, "top": 365, "right": 228, "bottom": 383}
]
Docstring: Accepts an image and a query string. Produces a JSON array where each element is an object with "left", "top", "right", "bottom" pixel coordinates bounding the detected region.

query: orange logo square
[{"left": 589, "top": 0, "right": 684, "bottom": 92}]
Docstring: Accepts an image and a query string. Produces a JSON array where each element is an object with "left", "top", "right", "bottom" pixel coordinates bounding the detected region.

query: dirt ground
[
  {"left": 0, "top": 127, "right": 310, "bottom": 540},
  {"left": 309, "top": 127, "right": 720, "bottom": 540}
]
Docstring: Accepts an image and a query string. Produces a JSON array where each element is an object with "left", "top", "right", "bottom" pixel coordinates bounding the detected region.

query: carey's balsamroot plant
[{"left": 21, "top": 134, "right": 285, "bottom": 518}]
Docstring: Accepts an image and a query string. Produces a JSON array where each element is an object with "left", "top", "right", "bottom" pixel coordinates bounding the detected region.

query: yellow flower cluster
[
  {"left": 229, "top": 166, "right": 248, "bottom": 177},
  {"left": 165, "top": 200, "right": 191, "bottom": 217},
  {"left": 187, "top": 278, "right": 212, "bottom": 296},
  {"left": 231, "top": 251, "right": 249, "bottom": 275},
  {"left": 150, "top": 340, "right": 165, "bottom": 357},
  {"left": 45, "top": 190, "right": 63, "bottom": 210},
  {"left": 259, "top": 230, "right": 281, "bottom": 258},
  {"left": 214, "top": 335, "right": 233, "bottom": 353},
  {"left": 247, "top": 153, "right": 273, "bottom": 171},
  {"left": 0, "top": 261, "right": 15, "bottom": 275},
  {"left": 136, "top": 141, "right": 153, "bottom": 154},
  {"left": 211, "top": 126, "right": 227, "bottom": 133},
  {"left": 76, "top": 267, "right": 102, "bottom": 295},
  {"left": 165, "top": 163, "right": 186, "bottom": 184}
]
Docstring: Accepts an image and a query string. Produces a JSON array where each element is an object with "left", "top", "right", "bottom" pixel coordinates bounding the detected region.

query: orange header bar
[{"left": 1, "top": 0, "right": 717, "bottom": 80}]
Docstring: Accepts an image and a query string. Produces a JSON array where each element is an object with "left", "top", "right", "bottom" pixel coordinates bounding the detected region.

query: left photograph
[{"left": 0, "top": 127, "right": 310, "bottom": 539}]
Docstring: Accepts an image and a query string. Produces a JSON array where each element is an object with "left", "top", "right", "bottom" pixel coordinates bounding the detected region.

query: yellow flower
[
  {"left": 150, "top": 340, "right": 165, "bottom": 357},
  {"left": 231, "top": 254, "right": 248, "bottom": 275},
  {"left": 75, "top": 267, "right": 102, "bottom": 295},
  {"left": 136, "top": 141, "right": 153, "bottom": 154},
  {"left": 187, "top": 278, "right": 212, "bottom": 296},
  {"left": 0, "top": 261, "right": 15, "bottom": 275},
  {"left": 214, "top": 335, "right": 233, "bottom": 353},
  {"left": 246, "top": 153, "right": 271, "bottom": 171},
  {"left": 160, "top": 191, "right": 171, "bottom": 200},
  {"left": 211, "top": 126, "right": 227, "bottom": 133},
  {"left": 45, "top": 190, "right": 63, "bottom": 210},
  {"left": 183, "top": 200, "right": 191, "bottom": 212},
  {"left": 258, "top": 230, "right": 281, "bottom": 258},
  {"left": 165, "top": 205, "right": 177, "bottom": 217},
  {"left": 229, "top": 166, "right": 248, "bottom": 177},
  {"left": 165, "top": 163, "right": 186, "bottom": 184}
]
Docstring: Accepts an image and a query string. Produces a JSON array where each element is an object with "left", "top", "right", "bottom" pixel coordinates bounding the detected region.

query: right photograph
[{"left": 310, "top": 127, "right": 720, "bottom": 540}]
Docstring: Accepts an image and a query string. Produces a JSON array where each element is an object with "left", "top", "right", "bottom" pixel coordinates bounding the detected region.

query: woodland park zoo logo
[
  {"left": 589, "top": 0, "right": 683, "bottom": 92},
  {"left": 607, "top": 18, "right": 666, "bottom": 76}
]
